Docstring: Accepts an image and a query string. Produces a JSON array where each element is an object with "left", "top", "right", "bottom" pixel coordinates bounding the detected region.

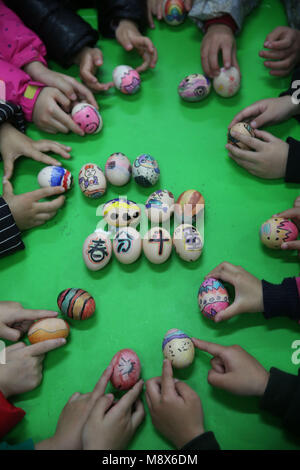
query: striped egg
[
  {"left": 38, "top": 166, "right": 73, "bottom": 191},
  {"left": 174, "top": 190, "right": 205, "bottom": 223},
  {"left": 28, "top": 318, "right": 69, "bottom": 344},
  {"left": 57, "top": 288, "right": 96, "bottom": 320}
]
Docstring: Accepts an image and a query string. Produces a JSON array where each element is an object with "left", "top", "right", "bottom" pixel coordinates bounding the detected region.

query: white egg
[
  {"left": 113, "top": 227, "right": 142, "bottom": 264},
  {"left": 105, "top": 153, "right": 132, "bottom": 186},
  {"left": 38, "top": 166, "right": 73, "bottom": 190},
  {"left": 103, "top": 198, "right": 141, "bottom": 228},
  {"left": 113, "top": 65, "right": 141, "bottom": 95},
  {"left": 143, "top": 227, "right": 172, "bottom": 264},
  {"left": 83, "top": 230, "right": 112, "bottom": 271},
  {"left": 162, "top": 329, "right": 194, "bottom": 368},
  {"left": 173, "top": 224, "right": 203, "bottom": 261},
  {"left": 213, "top": 66, "right": 240, "bottom": 97},
  {"left": 78, "top": 163, "right": 106, "bottom": 198},
  {"left": 145, "top": 189, "right": 175, "bottom": 223}
]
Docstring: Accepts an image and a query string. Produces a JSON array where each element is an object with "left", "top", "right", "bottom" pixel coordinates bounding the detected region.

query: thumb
[
  {"left": 213, "top": 302, "right": 241, "bottom": 323},
  {"left": 207, "top": 369, "right": 231, "bottom": 389},
  {"left": 3, "top": 158, "right": 14, "bottom": 180},
  {"left": 281, "top": 241, "right": 300, "bottom": 251},
  {"left": 2, "top": 179, "right": 14, "bottom": 198}
]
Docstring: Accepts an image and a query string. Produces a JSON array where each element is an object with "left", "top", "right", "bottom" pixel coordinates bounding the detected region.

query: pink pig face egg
[
  {"left": 110, "top": 349, "right": 141, "bottom": 390},
  {"left": 71, "top": 103, "right": 103, "bottom": 134},
  {"left": 198, "top": 278, "right": 229, "bottom": 319},
  {"left": 113, "top": 65, "right": 141, "bottom": 95},
  {"left": 213, "top": 66, "right": 240, "bottom": 98},
  {"left": 260, "top": 217, "right": 298, "bottom": 249}
]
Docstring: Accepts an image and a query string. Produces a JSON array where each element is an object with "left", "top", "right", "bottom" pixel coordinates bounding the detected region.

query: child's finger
[
  {"left": 253, "top": 129, "right": 274, "bottom": 142},
  {"left": 3, "top": 158, "right": 14, "bottom": 180},
  {"left": 26, "top": 337, "right": 66, "bottom": 356},
  {"left": 0, "top": 324, "right": 21, "bottom": 342},
  {"left": 35, "top": 212, "right": 57, "bottom": 223},
  {"left": 14, "top": 309, "right": 58, "bottom": 322},
  {"left": 35, "top": 195, "right": 65, "bottom": 213},
  {"left": 229, "top": 132, "right": 263, "bottom": 152},
  {"left": 53, "top": 89, "right": 71, "bottom": 113},
  {"left": 116, "top": 380, "right": 144, "bottom": 413},
  {"left": 210, "top": 357, "right": 225, "bottom": 373},
  {"left": 206, "top": 261, "right": 238, "bottom": 281},
  {"left": 72, "top": 81, "right": 98, "bottom": 109},
  {"left": 264, "top": 57, "right": 291, "bottom": 70},
  {"left": 269, "top": 68, "right": 291, "bottom": 77},
  {"left": 276, "top": 208, "right": 300, "bottom": 219},
  {"left": 34, "top": 141, "right": 72, "bottom": 159},
  {"left": 226, "top": 144, "right": 258, "bottom": 163},
  {"left": 281, "top": 240, "right": 300, "bottom": 251},
  {"left": 145, "top": 377, "right": 161, "bottom": 406},
  {"left": 221, "top": 42, "right": 232, "bottom": 69},
  {"left": 191, "top": 338, "right": 226, "bottom": 357},
  {"left": 31, "top": 151, "right": 62, "bottom": 167},
  {"left": 52, "top": 106, "right": 84, "bottom": 136},
  {"left": 31, "top": 186, "right": 65, "bottom": 201},
  {"left": 213, "top": 303, "right": 241, "bottom": 323},
  {"left": 131, "top": 399, "right": 145, "bottom": 429},
  {"left": 161, "top": 359, "right": 178, "bottom": 398},
  {"left": 91, "top": 363, "right": 114, "bottom": 399}
]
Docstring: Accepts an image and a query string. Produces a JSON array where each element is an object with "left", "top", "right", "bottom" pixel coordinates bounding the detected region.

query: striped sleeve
[
  {"left": 0, "top": 101, "right": 26, "bottom": 133},
  {"left": 0, "top": 197, "right": 24, "bottom": 258}
]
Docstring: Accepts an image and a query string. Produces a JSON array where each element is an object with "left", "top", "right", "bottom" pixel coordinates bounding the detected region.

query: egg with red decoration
[
  {"left": 174, "top": 190, "right": 205, "bottom": 223},
  {"left": 57, "top": 288, "right": 95, "bottom": 320},
  {"left": 38, "top": 166, "right": 73, "bottom": 191},
  {"left": 162, "top": 0, "right": 186, "bottom": 25},
  {"left": 198, "top": 278, "right": 229, "bottom": 319},
  {"left": 71, "top": 103, "right": 103, "bottom": 134},
  {"left": 260, "top": 217, "right": 298, "bottom": 249},
  {"left": 113, "top": 65, "right": 141, "bottom": 95},
  {"left": 83, "top": 230, "right": 112, "bottom": 271},
  {"left": 110, "top": 349, "right": 141, "bottom": 390},
  {"left": 213, "top": 66, "right": 240, "bottom": 97}
]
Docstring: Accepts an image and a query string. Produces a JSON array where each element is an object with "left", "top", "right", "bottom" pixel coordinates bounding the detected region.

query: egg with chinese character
[
  {"left": 260, "top": 217, "right": 298, "bottom": 249},
  {"left": 78, "top": 163, "right": 106, "bottom": 198},
  {"left": 198, "top": 278, "right": 229, "bottom": 319},
  {"left": 113, "top": 65, "right": 141, "bottom": 95},
  {"left": 178, "top": 74, "right": 211, "bottom": 102},
  {"left": 113, "top": 227, "right": 142, "bottom": 264},
  {"left": 228, "top": 122, "right": 255, "bottom": 150},
  {"left": 111, "top": 349, "right": 141, "bottom": 390},
  {"left": 173, "top": 224, "right": 203, "bottom": 262},
  {"left": 213, "top": 66, "right": 240, "bottom": 97},
  {"left": 71, "top": 103, "right": 103, "bottom": 134},
  {"left": 143, "top": 227, "right": 172, "bottom": 264},
  {"left": 105, "top": 153, "right": 132, "bottom": 186},
  {"left": 28, "top": 318, "right": 69, "bottom": 344},
  {"left": 132, "top": 154, "right": 160, "bottom": 187},
  {"left": 145, "top": 189, "right": 175, "bottom": 223},
  {"left": 83, "top": 230, "right": 112, "bottom": 271},
  {"left": 103, "top": 198, "right": 141, "bottom": 228},
  {"left": 162, "top": 329, "right": 194, "bottom": 369},
  {"left": 38, "top": 166, "right": 73, "bottom": 191},
  {"left": 174, "top": 190, "right": 205, "bottom": 223},
  {"left": 57, "top": 288, "right": 96, "bottom": 320},
  {"left": 162, "top": 0, "right": 186, "bottom": 25}
]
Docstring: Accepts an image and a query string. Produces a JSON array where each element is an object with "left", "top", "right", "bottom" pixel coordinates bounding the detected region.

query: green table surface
[{"left": 2, "top": 1, "right": 300, "bottom": 451}]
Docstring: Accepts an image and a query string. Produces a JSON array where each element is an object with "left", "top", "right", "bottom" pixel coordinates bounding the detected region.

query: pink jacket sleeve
[
  {"left": 0, "top": 59, "right": 44, "bottom": 121},
  {"left": 0, "top": 0, "right": 47, "bottom": 68}
]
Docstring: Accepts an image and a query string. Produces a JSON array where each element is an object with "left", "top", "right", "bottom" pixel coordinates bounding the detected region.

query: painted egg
[
  {"left": 173, "top": 224, "right": 203, "bottom": 261},
  {"left": 57, "top": 288, "right": 95, "bottom": 320},
  {"left": 83, "top": 230, "right": 112, "bottom": 271},
  {"left": 260, "top": 217, "right": 298, "bottom": 249},
  {"left": 113, "top": 65, "right": 141, "bottom": 95},
  {"left": 132, "top": 154, "right": 160, "bottom": 187},
  {"left": 103, "top": 198, "right": 141, "bottom": 228},
  {"left": 78, "top": 163, "right": 106, "bottom": 199},
  {"left": 145, "top": 189, "right": 175, "bottom": 223},
  {"left": 28, "top": 318, "right": 69, "bottom": 344},
  {"left": 71, "top": 103, "right": 103, "bottom": 134},
  {"left": 162, "top": 0, "right": 186, "bottom": 25},
  {"left": 113, "top": 227, "right": 142, "bottom": 264},
  {"left": 198, "top": 278, "right": 229, "bottom": 319},
  {"left": 174, "top": 190, "right": 205, "bottom": 223},
  {"left": 105, "top": 153, "right": 132, "bottom": 186},
  {"left": 228, "top": 122, "right": 255, "bottom": 150},
  {"left": 213, "top": 66, "right": 240, "bottom": 97},
  {"left": 38, "top": 166, "right": 73, "bottom": 190},
  {"left": 111, "top": 349, "right": 141, "bottom": 390},
  {"left": 162, "top": 329, "right": 194, "bottom": 368},
  {"left": 143, "top": 227, "right": 172, "bottom": 264},
  {"left": 178, "top": 74, "right": 211, "bottom": 102}
]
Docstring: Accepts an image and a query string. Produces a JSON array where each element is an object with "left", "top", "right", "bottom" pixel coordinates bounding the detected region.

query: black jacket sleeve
[
  {"left": 96, "top": 0, "right": 148, "bottom": 38},
  {"left": 260, "top": 367, "right": 300, "bottom": 436},
  {"left": 285, "top": 137, "right": 300, "bottom": 183},
  {"left": 181, "top": 432, "right": 220, "bottom": 450},
  {"left": 262, "top": 277, "right": 300, "bottom": 321},
  {"left": 280, "top": 65, "right": 300, "bottom": 123},
  {"left": 5, "top": 0, "right": 99, "bottom": 68},
  {"left": 0, "top": 197, "right": 24, "bottom": 258}
]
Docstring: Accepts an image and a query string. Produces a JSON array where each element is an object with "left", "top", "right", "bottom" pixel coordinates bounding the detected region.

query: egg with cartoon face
[
  {"left": 162, "top": 329, "right": 194, "bottom": 368},
  {"left": 83, "top": 230, "right": 112, "bottom": 271},
  {"left": 113, "top": 227, "right": 142, "bottom": 264},
  {"left": 198, "top": 278, "right": 229, "bottom": 319},
  {"left": 132, "top": 154, "right": 160, "bottom": 187},
  {"left": 78, "top": 163, "right": 106, "bottom": 198},
  {"left": 178, "top": 74, "right": 211, "bottom": 102},
  {"left": 103, "top": 198, "right": 141, "bottom": 228},
  {"left": 145, "top": 189, "right": 175, "bottom": 223},
  {"left": 105, "top": 153, "right": 131, "bottom": 186},
  {"left": 173, "top": 224, "right": 203, "bottom": 262},
  {"left": 113, "top": 65, "right": 141, "bottom": 95},
  {"left": 71, "top": 103, "right": 103, "bottom": 134},
  {"left": 260, "top": 217, "right": 298, "bottom": 249}
]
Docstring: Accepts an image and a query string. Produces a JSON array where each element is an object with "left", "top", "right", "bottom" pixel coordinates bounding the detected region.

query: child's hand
[
  {"left": 0, "top": 301, "right": 58, "bottom": 341},
  {"left": 206, "top": 262, "right": 263, "bottom": 322},
  {"left": 260, "top": 27, "right": 300, "bottom": 77},
  {"left": 147, "top": 0, "right": 163, "bottom": 28},
  {"left": 33, "top": 87, "right": 84, "bottom": 136},
  {"left": 145, "top": 360, "right": 204, "bottom": 449},
  {"left": 0, "top": 339, "right": 65, "bottom": 398},
  {"left": 201, "top": 24, "right": 239, "bottom": 78},
  {"left": 0, "top": 123, "right": 71, "bottom": 179},
  {"left": 192, "top": 339, "right": 270, "bottom": 396},
  {"left": 24, "top": 61, "right": 98, "bottom": 108},
  {"left": 226, "top": 129, "right": 289, "bottom": 179},
  {"left": 73, "top": 47, "right": 114, "bottom": 92},
  {"left": 229, "top": 96, "right": 298, "bottom": 129},
  {"left": 276, "top": 208, "right": 300, "bottom": 255},
  {"left": 2, "top": 180, "right": 65, "bottom": 231},
  {"left": 116, "top": 20, "right": 158, "bottom": 73}
]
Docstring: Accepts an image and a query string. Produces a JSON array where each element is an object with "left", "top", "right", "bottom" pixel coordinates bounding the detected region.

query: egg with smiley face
[
  {"left": 132, "top": 154, "right": 160, "bottom": 187},
  {"left": 162, "top": 329, "right": 194, "bottom": 369},
  {"left": 103, "top": 198, "right": 141, "bottom": 228},
  {"left": 71, "top": 103, "right": 103, "bottom": 135}
]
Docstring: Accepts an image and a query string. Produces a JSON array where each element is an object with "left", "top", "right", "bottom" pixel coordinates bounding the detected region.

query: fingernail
[
  {"left": 225, "top": 62, "right": 230, "bottom": 68},
  {"left": 59, "top": 187, "right": 66, "bottom": 193},
  {"left": 174, "top": 379, "right": 180, "bottom": 383},
  {"left": 231, "top": 131, "right": 237, "bottom": 137},
  {"left": 70, "top": 94, "right": 77, "bottom": 100},
  {"left": 2, "top": 177, "right": 7, "bottom": 183},
  {"left": 281, "top": 243, "right": 288, "bottom": 249},
  {"left": 106, "top": 393, "right": 114, "bottom": 399},
  {"left": 58, "top": 338, "right": 66, "bottom": 344},
  {"left": 251, "top": 121, "right": 257, "bottom": 128}
]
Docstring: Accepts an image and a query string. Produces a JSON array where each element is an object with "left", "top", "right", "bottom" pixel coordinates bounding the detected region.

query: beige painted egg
[
  {"left": 83, "top": 230, "right": 112, "bottom": 271},
  {"left": 28, "top": 318, "right": 69, "bottom": 344},
  {"left": 78, "top": 163, "right": 106, "bottom": 198},
  {"left": 173, "top": 224, "right": 203, "bottom": 261},
  {"left": 105, "top": 153, "right": 132, "bottom": 186},
  {"left": 113, "top": 227, "right": 142, "bottom": 264},
  {"left": 228, "top": 122, "right": 255, "bottom": 150},
  {"left": 143, "top": 227, "right": 172, "bottom": 264},
  {"left": 162, "top": 329, "right": 194, "bottom": 369},
  {"left": 145, "top": 189, "right": 175, "bottom": 223}
]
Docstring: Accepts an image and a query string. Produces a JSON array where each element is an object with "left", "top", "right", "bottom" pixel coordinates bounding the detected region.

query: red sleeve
[
  {"left": 204, "top": 14, "right": 238, "bottom": 34},
  {"left": 0, "top": 391, "right": 25, "bottom": 439}
]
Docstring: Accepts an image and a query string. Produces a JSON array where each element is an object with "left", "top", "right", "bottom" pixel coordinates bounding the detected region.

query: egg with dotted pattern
[
  {"left": 260, "top": 217, "right": 298, "bottom": 249},
  {"left": 162, "top": 329, "right": 194, "bottom": 369},
  {"left": 213, "top": 66, "right": 240, "bottom": 97}
]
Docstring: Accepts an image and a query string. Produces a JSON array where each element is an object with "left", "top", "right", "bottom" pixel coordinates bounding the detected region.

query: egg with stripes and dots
[
  {"left": 178, "top": 74, "right": 211, "bottom": 102},
  {"left": 162, "top": 0, "right": 186, "bottom": 25},
  {"left": 78, "top": 163, "right": 106, "bottom": 199},
  {"left": 162, "top": 329, "right": 194, "bottom": 368},
  {"left": 143, "top": 227, "right": 172, "bottom": 264},
  {"left": 113, "top": 227, "right": 142, "bottom": 264},
  {"left": 83, "top": 230, "right": 112, "bottom": 271},
  {"left": 174, "top": 190, "right": 205, "bottom": 223},
  {"left": 260, "top": 217, "right": 298, "bottom": 249},
  {"left": 103, "top": 198, "right": 141, "bottom": 228},
  {"left": 110, "top": 349, "right": 141, "bottom": 390},
  {"left": 71, "top": 103, "right": 103, "bottom": 134},
  {"left": 213, "top": 66, "right": 240, "bottom": 97},
  {"left": 57, "top": 288, "right": 96, "bottom": 320},
  {"left": 198, "top": 278, "right": 229, "bottom": 319},
  {"left": 145, "top": 189, "right": 175, "bottom": 223},
  {"left": 37, "top": 166, "right": 73, "bottom": 191},
  {"left": 113, "top": 65, "right": 141, "bottom": 95},
  {"left": 173, "top": 224, "right": 203, "bottom": 261},
  {"left": 132, "top": 154, "right": 160, "bottom": 187},
  {"left": 105, "top": 153, "right": 132, "bottom": 186},
  {"left": 28, "top": 318, "right": 70, "bottom": 344},
  {"left": 228, "top": 122, "right": 255, "bottom": 150}
]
